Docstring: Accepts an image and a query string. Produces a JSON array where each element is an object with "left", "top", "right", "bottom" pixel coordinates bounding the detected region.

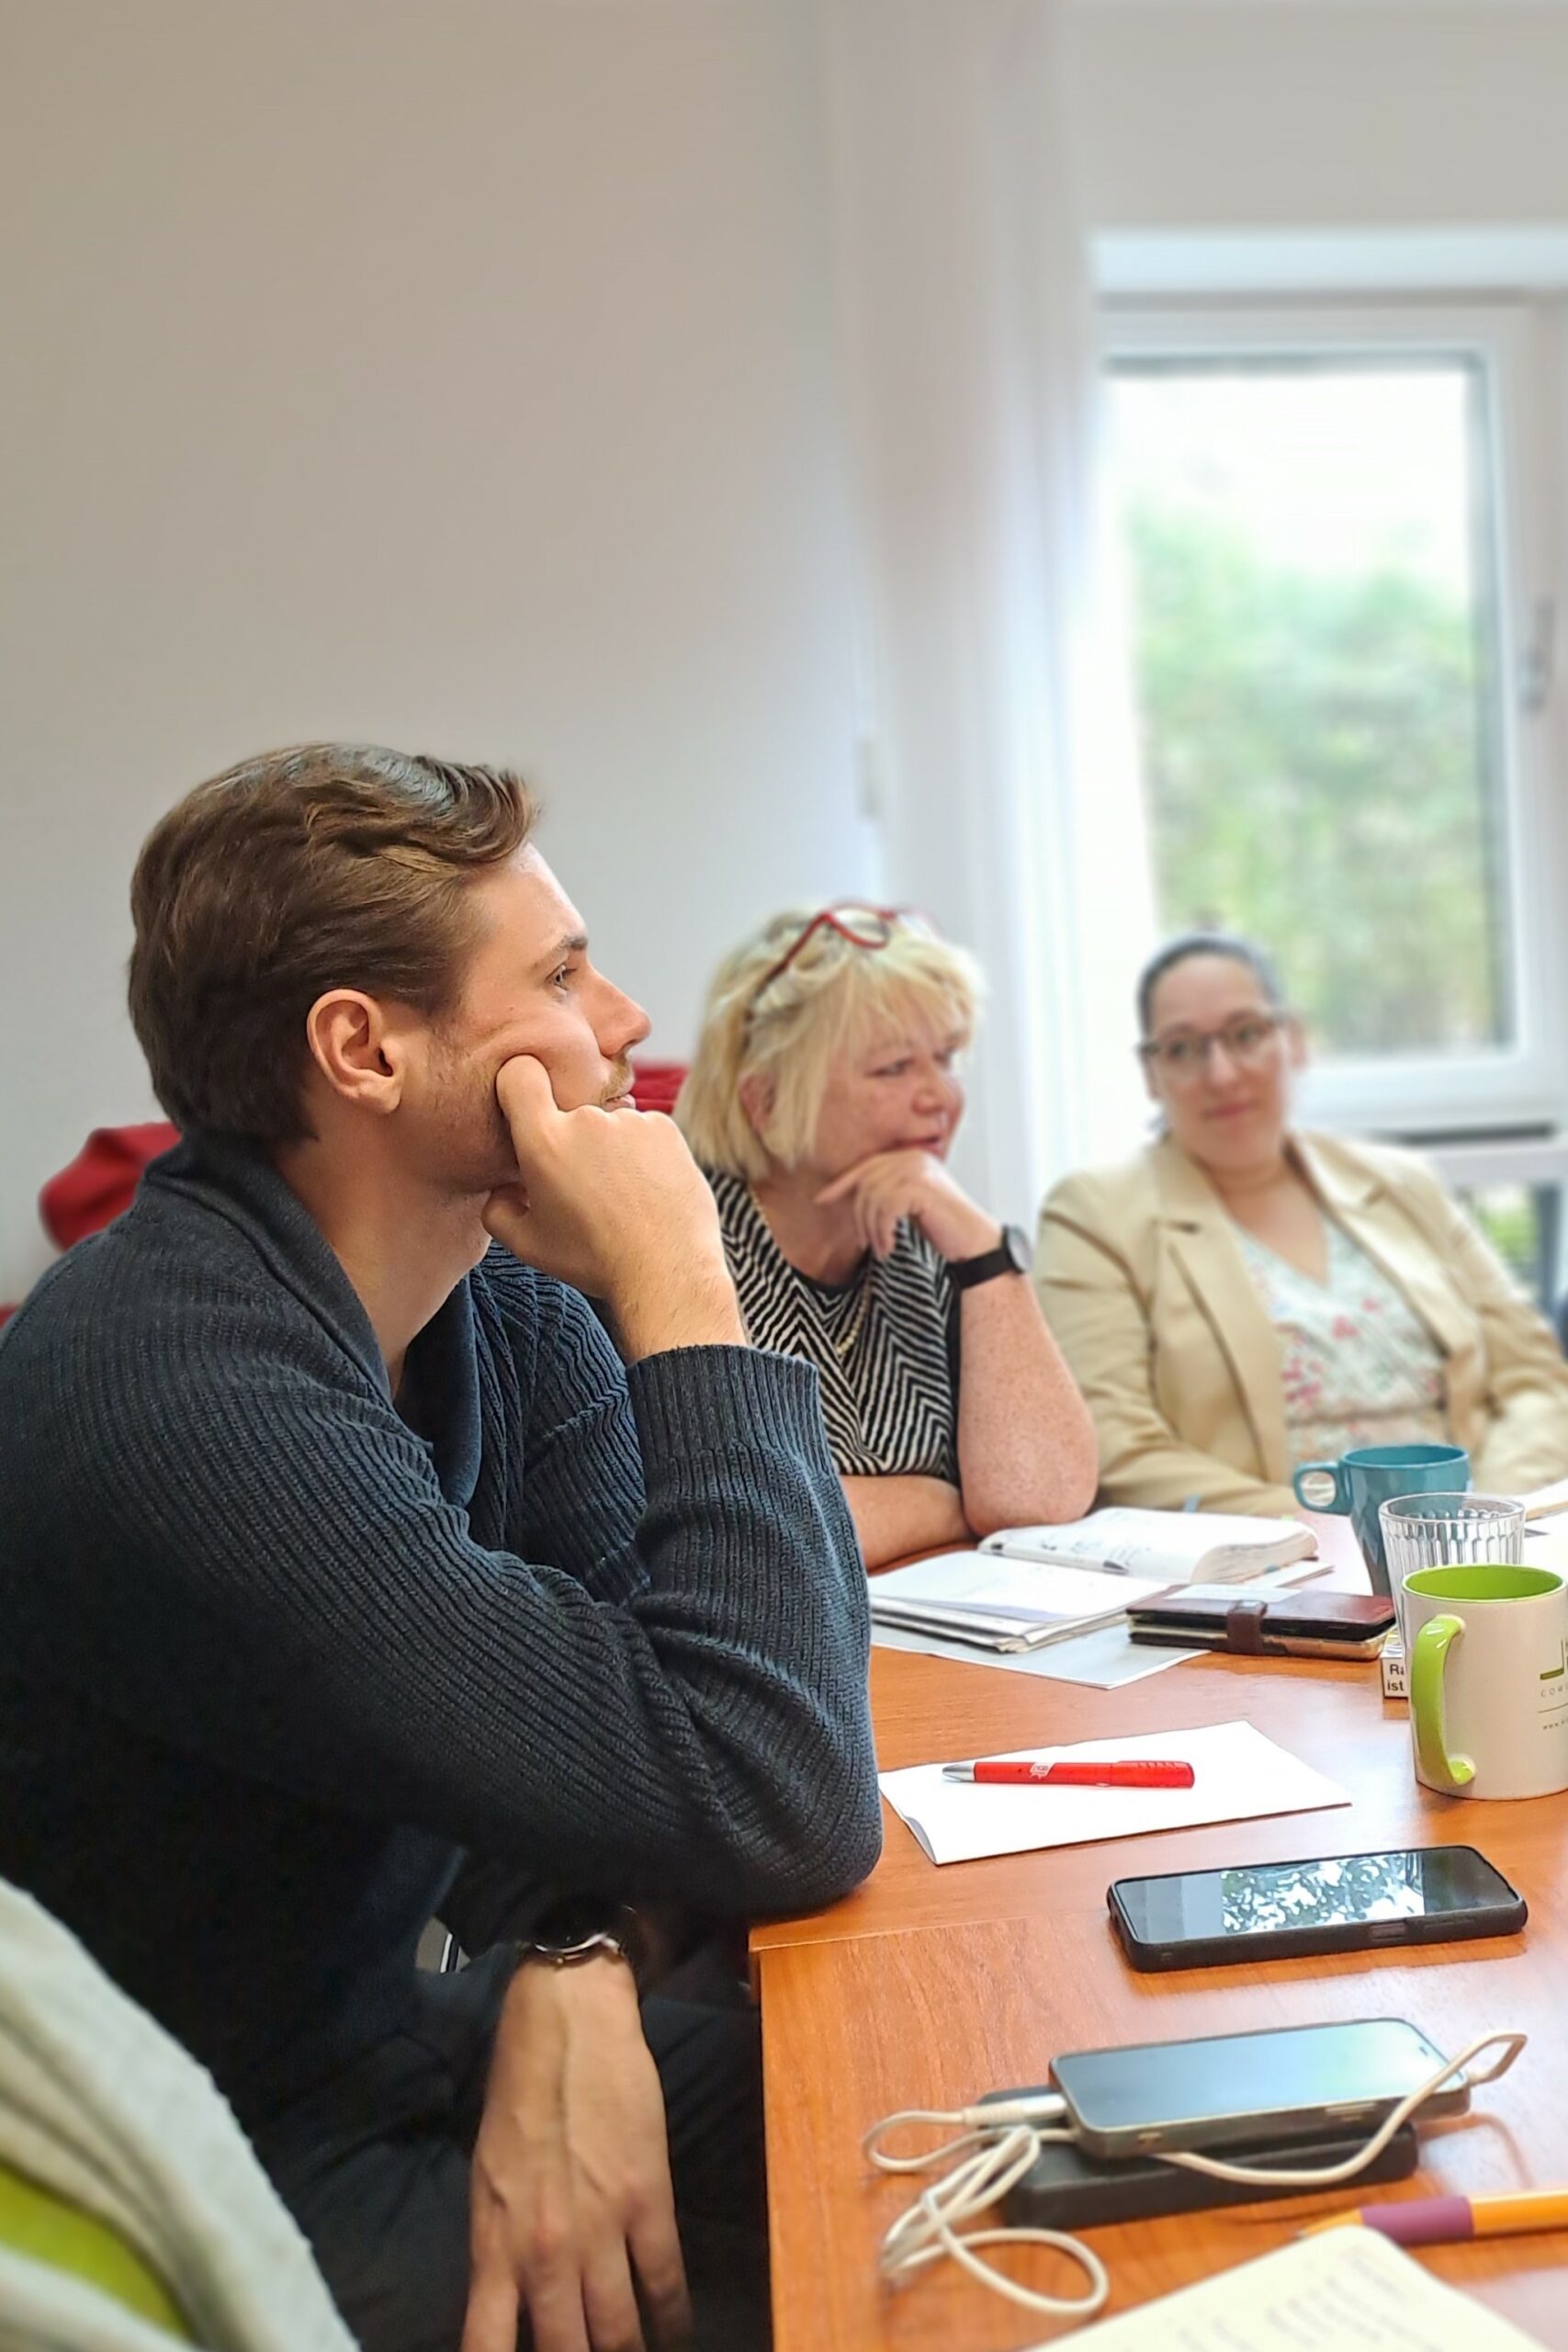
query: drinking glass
[{"left": 1379, "top": 1494, "right": 1528, "bottom": 1639}]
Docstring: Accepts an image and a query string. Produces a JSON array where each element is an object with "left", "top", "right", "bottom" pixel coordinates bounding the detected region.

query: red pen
[{"left": 940, "top": 1758, "right": 1196, "bottom": 1788}]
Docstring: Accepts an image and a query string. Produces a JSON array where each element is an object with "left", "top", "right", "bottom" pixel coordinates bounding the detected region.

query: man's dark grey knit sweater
[{"left": 0, "top": 1135, "right": 880, "bottom": 2132}]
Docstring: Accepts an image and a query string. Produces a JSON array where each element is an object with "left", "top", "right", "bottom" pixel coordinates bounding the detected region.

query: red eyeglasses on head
[{"left": 750, "top": 902, "right": 928, "bottom": 1006}]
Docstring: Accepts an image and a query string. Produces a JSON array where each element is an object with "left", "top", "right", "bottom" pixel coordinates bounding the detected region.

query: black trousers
[{"left": 254, "top": 1949, "right": 770, "bottom": 2352}]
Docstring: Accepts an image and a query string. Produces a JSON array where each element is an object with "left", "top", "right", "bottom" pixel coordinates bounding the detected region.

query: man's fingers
[
  {"left": 581, "top": 2239, "right": 650, "bottom": 2352},
  {"left": 514, "top": 2261, "right": 593, "bottom": 2352},
  {"left": 628, "top": 2210, "right": 694, "bottom": 2349},
  {"left": 495, "top": 1051, "right": 558, "bottom": 1134},
  {"left": 459, "top": 2265, "right": 524, "bottom": 2352},
  {"left": 481, "top": 1182, "right": 533, "bottom": 1256}
]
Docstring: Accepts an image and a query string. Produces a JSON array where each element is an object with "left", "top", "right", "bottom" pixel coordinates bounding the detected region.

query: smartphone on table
[
  {"left": 1109, "top": 1844, "right": 1526, "bottom": 1973},
  {"left": 1050, "top": 2016, "right": 1471, "bottom": 2160}
]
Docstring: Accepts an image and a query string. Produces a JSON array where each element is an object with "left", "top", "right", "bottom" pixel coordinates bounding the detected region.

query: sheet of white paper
[
  {"left": 879, "top": 1718, "right": 1348, "bottom": 1865},
  {"left": 1075, "top": 2225, "right": 1542, "bottom": 2351},
  {"left": 870, "top": 1619, "right": 1194, "bottom": 1688}
]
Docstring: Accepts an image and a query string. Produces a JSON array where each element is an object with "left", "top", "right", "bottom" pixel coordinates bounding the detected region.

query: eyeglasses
[
  {"left": 1138, "top": 1012, "right": 1286, "bottom": 1083},
  {"left": 750, "top": 902, "right": 926, "bottom": 1007}
]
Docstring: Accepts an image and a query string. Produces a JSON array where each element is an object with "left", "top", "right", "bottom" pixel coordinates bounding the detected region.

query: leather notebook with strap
[{"left": 1126, "top": 1589, "right": 1396, "bottom": 1657}]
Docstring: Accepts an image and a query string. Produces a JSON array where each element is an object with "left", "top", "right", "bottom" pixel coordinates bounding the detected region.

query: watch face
[
  {"left": 1001, "top": 1223, "right": 1031, "bottom": 1273},
  {"left": 526, "top": 1901, "right": 641, "bottom": 1973},
  {"left": 533, "top": 1901, "right": 612, "bottom": 1956}
]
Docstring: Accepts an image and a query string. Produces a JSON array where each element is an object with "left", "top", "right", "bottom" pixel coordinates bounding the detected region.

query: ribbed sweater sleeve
[{"left": 7, "top": 1250, "right": 882, "bottom": 1919}]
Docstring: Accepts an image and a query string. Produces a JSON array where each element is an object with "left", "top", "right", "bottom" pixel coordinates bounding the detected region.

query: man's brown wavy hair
[{"left": 129, "top": 743, "right": 536, "bottom": 1141}]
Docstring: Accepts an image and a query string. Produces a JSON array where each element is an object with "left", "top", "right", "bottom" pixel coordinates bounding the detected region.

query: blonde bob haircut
[{"left": 677, "top": 906, "right": 983, "bottom": 1182}]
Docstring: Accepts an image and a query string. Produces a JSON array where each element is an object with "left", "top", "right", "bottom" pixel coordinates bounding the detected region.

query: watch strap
[{"left": 949, "top": 1223, "right": 1031, "bottom": 1291}]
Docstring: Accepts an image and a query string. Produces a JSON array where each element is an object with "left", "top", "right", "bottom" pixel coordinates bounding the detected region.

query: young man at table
[{"left": 0, "top": 744, "right": 883, "bottom": 2352}]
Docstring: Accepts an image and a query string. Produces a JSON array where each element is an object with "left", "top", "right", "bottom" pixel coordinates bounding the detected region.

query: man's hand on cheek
[
  {"left": 462, "top": 1957, "right": 693, "bottom": 2352},
  {"left": 479, "top": 1057, "right": 555, "bottom": 1263},
  {"left": 482, "top": 1055, "right": 745, "bottom": 1357}
]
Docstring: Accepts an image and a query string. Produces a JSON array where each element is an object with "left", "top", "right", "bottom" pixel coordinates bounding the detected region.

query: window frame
[{"left": 1100, "top": 297, "right": 1568, "bottom": 1141}]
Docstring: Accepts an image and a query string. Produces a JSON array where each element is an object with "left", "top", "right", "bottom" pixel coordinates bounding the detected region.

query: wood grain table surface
[{"left": 752, "top": 1516, "right": 1568, "bottom": 2346}]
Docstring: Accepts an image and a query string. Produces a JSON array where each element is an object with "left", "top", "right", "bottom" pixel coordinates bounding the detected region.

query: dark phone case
[
  {"left": 1108, "top": 1846, "right": 1529, "bottom": 1973},
  {"left": 1126, "top": 1590, "right": 1395, "bottom": 1656},
  {"left": 977, "top": 2098, "right": 1420, "bottom": 2229}
]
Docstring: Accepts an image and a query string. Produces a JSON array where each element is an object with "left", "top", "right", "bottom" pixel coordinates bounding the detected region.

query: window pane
[
  {"left": 1457, "top": 1182, "right": 1558, "bottom": 1313},
  {"left": 1109, "top": 356, "right": 1512, "bottom": 1057}
]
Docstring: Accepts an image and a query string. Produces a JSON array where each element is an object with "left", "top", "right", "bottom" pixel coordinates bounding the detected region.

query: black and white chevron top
[{"left": 706, "top": 1168, "right": 960, "bottom": 1480}]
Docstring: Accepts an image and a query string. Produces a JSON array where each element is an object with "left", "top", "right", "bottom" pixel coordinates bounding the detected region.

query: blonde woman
[{"left": 678, "top": 903, "right": 1097, "bottom": 1568}]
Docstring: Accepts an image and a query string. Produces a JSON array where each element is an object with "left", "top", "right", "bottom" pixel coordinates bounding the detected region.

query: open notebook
[
  {"left": 981, "top": 1505, "right": 1318, "bottom": 1584},
  {"left": 1073, "top": 2226, "right": 1542, "bottom": 2350}
]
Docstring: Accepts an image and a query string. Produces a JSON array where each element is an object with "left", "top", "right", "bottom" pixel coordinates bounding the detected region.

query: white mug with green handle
[{"left": 1404, "top": 1564, "right": 1568, "bottom": 1801}]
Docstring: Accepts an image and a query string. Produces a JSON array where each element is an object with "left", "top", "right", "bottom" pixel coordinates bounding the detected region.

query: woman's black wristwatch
[{"left": 949, "top": 1223, "right": 1032, "bottom": 1291}]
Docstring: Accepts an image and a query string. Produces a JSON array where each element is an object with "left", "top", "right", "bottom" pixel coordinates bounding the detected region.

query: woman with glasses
[
  {"left": 1035, "top": 931, "right": 1568, "bottom": 1514},
  {"left": 677, "top": 905, "right": 1097, "bottom": 1568}
]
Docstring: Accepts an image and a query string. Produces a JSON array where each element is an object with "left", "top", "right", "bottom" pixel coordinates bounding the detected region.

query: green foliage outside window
[{"left": 1123, "top": 500, "right": 1508, "bottom": 1058}]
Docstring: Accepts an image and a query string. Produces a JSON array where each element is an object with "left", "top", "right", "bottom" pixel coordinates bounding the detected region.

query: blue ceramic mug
[{"left": 1292, "top": 1443, "right": 1471, "bottom": 1596}]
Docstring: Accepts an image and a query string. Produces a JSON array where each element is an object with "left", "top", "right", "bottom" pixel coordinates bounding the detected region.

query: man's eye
[
  {"left": 1164, "top": 1039, "right": 1199, "bottom": 1067},
  {"left": 549, "top": 964, "right": 576, "bottom": 989}
]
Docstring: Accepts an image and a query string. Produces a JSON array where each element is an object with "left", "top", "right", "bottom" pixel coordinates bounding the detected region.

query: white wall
[
  {"left": 12, "top": 1, "right": 1568, "bottom": 1300},
  {"left": 1067, "top": 2, "right": 1568, "bottom": 229},
  {"left": 0, "top": 0, "right": 872, "bottom": 1300}
]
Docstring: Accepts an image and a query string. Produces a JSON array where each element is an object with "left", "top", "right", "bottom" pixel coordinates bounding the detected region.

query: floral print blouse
[{"left": 1233, "top": 1218, "right": 1449, "bottom": 1468}]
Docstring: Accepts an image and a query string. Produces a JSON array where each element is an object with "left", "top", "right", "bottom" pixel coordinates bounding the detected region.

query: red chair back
[
  {"left": 39, "top": 1124, "right": 180, "bottom": 1250},
  {"left": 628, "top": 1061, "right": 687, "bottom": 1116}
]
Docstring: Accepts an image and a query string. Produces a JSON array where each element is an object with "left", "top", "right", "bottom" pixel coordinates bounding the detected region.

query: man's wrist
[
  {"left": 496, "top": 1932, "right": 644, "bottom": 2049},
  {"left": 612, "top": 1257, "right": 746, "bottom": 1360},
  {"left": 516, "top": 1899, "right": 647, "bottom": 1983}
]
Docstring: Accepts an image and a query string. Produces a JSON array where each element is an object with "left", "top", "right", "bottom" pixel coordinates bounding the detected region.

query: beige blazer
[{"left": 1035, "top": 1132, "right": 1568, "bottom": 1516}]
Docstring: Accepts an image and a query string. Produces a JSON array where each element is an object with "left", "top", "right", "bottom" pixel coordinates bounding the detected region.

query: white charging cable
[{"left": 863, "top": 2030, "right": 1526, "bottom": 2344}]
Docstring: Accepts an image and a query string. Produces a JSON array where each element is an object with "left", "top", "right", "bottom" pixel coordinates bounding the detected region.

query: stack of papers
[
  {"left": 879, "top": 1719, "right": 1348, "bottom": 1865},
  {"left": 1075, "top": 2225, "right": 1543, "bottom": 2349},
  {"left": 869, "top": 1555, "right": 1173, "bottom": 1652},
  {"left": 868, "top": 1538, "right": 1325, "bottom": 1689}
]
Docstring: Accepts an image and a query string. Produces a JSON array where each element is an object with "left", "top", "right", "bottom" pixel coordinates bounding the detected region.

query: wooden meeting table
[{"left": 751, "top": 1519, "right": 1568, "bottom": 2348}]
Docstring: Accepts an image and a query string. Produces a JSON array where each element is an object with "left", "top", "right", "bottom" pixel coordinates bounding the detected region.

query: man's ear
[
  {"left": 738, "top": 1069, "right": 775, "bottom": 1140},
  {"left": 304, "top": 990, "right": 407, "bottom": 1115}
]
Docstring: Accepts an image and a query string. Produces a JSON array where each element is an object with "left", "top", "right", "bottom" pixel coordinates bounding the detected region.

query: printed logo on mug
[{"left": 1404, "top": 1565, "right": 1568, "bottom": 1802}]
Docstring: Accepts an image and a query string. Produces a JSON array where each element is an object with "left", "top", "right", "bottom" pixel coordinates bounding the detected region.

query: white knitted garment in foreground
[{"left": 0, "top": 1877, "right": 354, "bottom": 2352}]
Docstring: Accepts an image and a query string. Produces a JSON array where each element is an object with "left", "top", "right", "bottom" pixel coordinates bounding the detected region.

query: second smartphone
[
  {"left": 1109, "top": 1844, "right": 1527, "bottom": 1973},
  {"left": 1051, "top": 2016, "right": 1470, "bottom": 2159}
]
